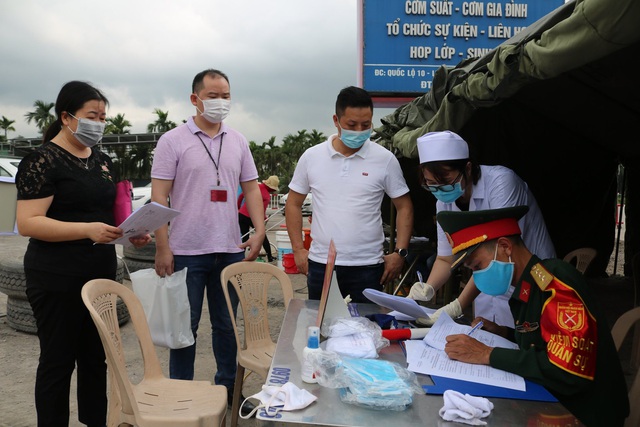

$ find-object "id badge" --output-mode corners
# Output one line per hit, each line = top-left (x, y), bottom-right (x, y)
(210, 185), (228, 202)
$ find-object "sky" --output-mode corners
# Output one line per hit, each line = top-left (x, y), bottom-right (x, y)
(0, 0), (399, 144)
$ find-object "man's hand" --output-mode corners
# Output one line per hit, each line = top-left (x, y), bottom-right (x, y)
(293, 248), (309, 275)
(444, 334), (492, 365)
(408, 281), (435, 301)
(416, 298), (462, 326)
(129, 233), (152, 248)
(154, 246), (174, 277)
(380, 252), (405, 284)
(240, 232), (264, 261)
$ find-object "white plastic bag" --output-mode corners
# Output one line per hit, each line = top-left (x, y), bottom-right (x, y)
(130, 267), (195, 349)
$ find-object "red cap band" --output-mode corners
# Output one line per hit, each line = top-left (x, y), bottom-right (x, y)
(450, 218), (522, 254)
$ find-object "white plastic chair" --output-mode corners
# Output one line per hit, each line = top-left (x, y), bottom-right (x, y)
(562, 247), (597, 274)
(81, 279), (227, 427)
(220, 262), (294, 427)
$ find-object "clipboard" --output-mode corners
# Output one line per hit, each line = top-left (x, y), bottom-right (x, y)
(424, 376), (558, 402)
(315, 239), (351, 332)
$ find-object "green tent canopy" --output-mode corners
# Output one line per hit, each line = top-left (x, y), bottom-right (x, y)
(374, 0), (640, 276)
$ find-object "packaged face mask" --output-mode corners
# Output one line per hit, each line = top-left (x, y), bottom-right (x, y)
(239, 381), (317, 419)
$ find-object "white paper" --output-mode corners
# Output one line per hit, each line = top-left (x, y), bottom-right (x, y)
(362, 288), (436, 320)
(404, 312), (524, 391)
(423, 312), (520, 351)
(404, 339), (526, 391)
(109, 202), (180, 247)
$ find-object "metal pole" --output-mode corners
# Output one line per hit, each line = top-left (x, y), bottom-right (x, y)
(613, 165), (626, 276)
(241, 205), (286, 240)
(392, 255), (421, 296)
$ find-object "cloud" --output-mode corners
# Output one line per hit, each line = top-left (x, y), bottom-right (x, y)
(0, 0), (403, 145)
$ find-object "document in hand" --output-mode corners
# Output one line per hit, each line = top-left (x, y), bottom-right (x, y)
(109, 202), (180, 247)
(362, 288), (436, 321)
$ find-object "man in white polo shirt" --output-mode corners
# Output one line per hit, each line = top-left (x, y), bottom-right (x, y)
(285, 86), (414, 303)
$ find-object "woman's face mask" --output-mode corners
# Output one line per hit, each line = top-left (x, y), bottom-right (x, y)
(67, 113), (105, 147)
(422, 170), (464, 203)
(432, 182), (464, 203)
(240, 382), (318, 419)
(472, 244), (515, 296)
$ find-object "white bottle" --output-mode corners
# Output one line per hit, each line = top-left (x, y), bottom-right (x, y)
(301, 326), (321, 383)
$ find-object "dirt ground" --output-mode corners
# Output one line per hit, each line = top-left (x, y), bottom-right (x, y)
(0, 213), (309, 427)
(0, 213), (634, 427)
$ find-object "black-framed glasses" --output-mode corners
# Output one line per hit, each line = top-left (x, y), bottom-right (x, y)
(421, 171), (463, 192)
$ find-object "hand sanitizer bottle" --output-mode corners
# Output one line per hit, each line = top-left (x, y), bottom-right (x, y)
(301, 326), (320, 383)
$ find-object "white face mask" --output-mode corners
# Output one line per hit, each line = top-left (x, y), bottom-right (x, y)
(239, 382), (317, 419)
(67, 113), (105, 147)
(197, 97), (230, 123)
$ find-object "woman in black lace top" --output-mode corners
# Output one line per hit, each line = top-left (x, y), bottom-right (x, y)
(15, 81), (150, 427)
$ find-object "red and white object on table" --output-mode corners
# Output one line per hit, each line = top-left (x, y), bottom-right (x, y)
(382, 328), (430, 341)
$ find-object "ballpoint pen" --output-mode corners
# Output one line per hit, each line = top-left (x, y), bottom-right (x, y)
(417, 270), (423, 285)
(467, 320), (484, 336)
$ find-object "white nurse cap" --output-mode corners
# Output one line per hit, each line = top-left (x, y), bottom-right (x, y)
(417, 130), (469, 164)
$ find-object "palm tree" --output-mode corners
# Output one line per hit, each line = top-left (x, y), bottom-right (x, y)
(147, 109), (177, 133)
(24, 100), (55, 135)
(105, 113), (132, 134)
(0, 116), (16, 140)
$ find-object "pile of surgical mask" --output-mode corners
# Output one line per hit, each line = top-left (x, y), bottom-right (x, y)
(308, 351), (423, 411)
(322, 316), (389, 359)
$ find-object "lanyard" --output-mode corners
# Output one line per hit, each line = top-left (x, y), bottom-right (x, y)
(197, 132), (224, 186)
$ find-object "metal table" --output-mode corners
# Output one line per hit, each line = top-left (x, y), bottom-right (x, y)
(256, 299), (582, 427)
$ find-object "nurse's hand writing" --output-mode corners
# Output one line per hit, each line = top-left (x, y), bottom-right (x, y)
(408, 281), (435, 301)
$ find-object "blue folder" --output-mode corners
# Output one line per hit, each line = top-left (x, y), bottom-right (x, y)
(423, 376), (558, 402)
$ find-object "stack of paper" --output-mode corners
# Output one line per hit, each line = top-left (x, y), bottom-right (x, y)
(362, 288), (436, 321)
(109, 202), (180, 247)
(405, 312), (525, 391)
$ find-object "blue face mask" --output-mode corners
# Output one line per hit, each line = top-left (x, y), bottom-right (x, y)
(339, 125), (372, 149)
(432, 182), (464, 203)
(472, 245), (514, 296)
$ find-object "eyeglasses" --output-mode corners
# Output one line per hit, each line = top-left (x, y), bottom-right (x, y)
(421, 171), (463, 192)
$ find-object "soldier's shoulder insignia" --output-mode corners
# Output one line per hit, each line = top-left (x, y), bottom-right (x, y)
(531, 263), (553, 290)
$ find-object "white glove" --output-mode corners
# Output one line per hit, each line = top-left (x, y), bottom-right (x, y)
(416, 298), (462, 326)
(439, 390), (493, 425)
(408, 281), (435, 302)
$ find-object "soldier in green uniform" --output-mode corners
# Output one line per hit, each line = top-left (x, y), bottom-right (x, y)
(438, 206), (629, 427)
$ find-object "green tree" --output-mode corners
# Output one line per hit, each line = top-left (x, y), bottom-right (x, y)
(24, 100), (55, 135)
(147, 109), (177, 133)
(105, 113), (132, 134)
(0, 116), (16, 140)
(248, 129), (325, 191)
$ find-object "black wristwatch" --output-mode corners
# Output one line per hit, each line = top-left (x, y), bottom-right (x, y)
(394, 248), (409, 258)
